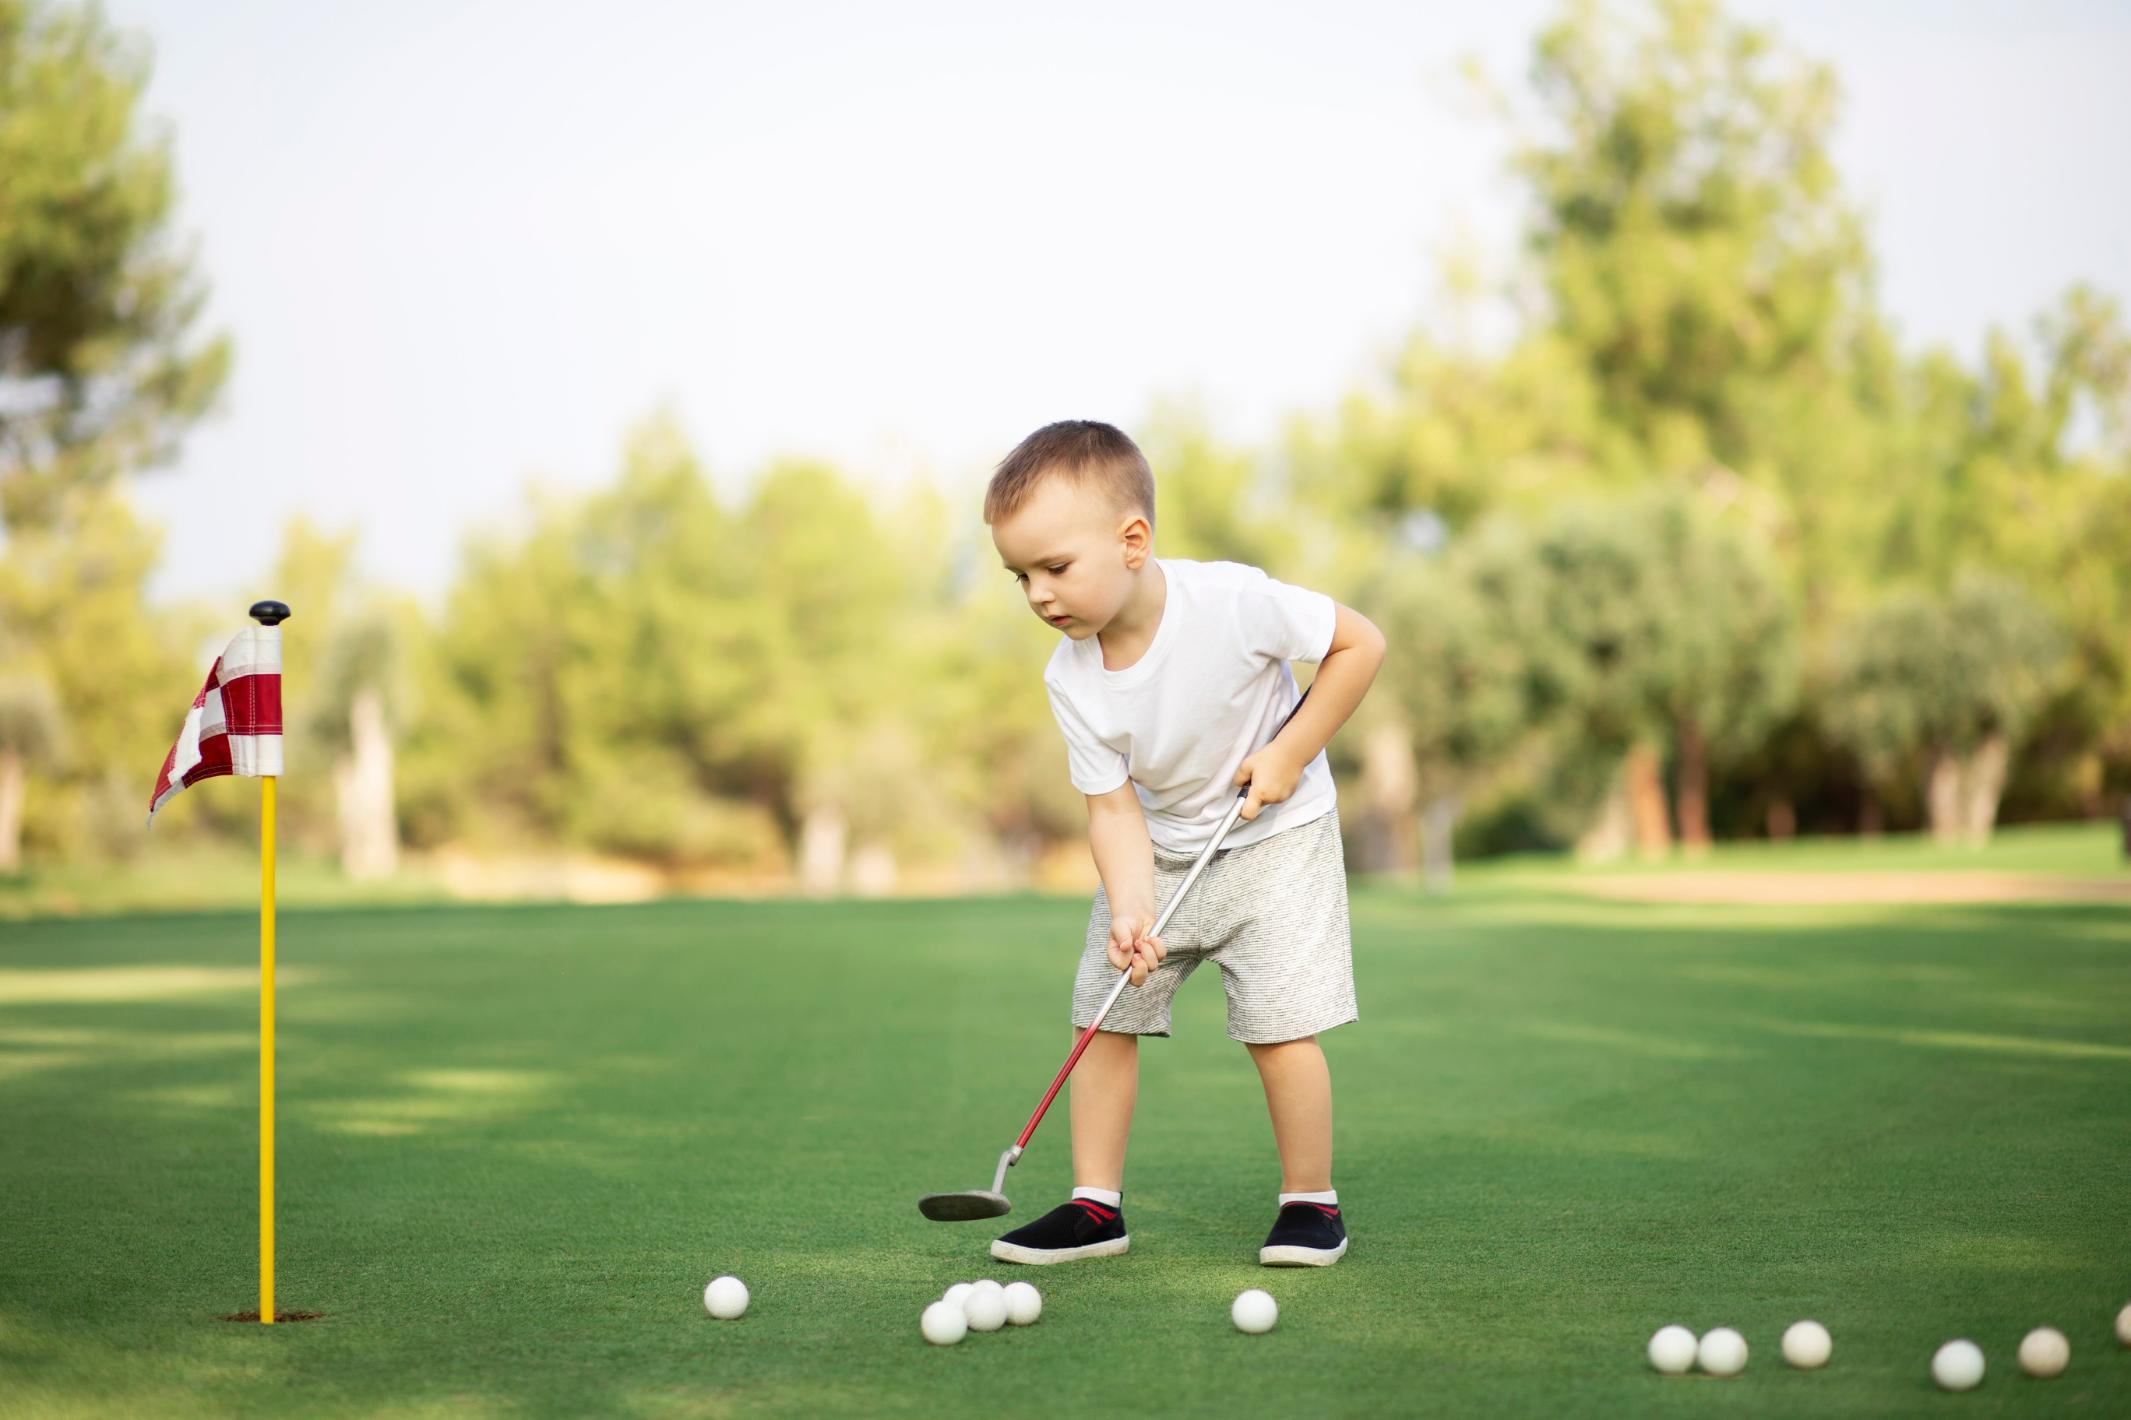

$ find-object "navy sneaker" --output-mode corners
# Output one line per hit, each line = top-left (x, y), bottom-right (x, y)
(991, 1197), (1130, 1265)
(1259, 1201), (1347, 1266)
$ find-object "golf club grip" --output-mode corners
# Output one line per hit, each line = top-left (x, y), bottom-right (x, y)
(1010, 687), (1313, 1152)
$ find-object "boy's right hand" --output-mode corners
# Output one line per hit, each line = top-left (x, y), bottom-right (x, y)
(1107, 911), (1167, 986)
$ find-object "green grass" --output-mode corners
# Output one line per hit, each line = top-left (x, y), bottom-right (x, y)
(1477, 818), (2128, 879)
(0, 844), (454, 921)
(3, 878), (2129, 1417)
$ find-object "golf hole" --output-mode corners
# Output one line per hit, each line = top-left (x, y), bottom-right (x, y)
(218, 1310), (324, 1323)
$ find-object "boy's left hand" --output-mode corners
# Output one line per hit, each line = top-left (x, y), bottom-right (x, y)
(1233, 745), (1303, 821)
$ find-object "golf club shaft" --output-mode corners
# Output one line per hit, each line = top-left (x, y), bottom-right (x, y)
(1008, 688), (1313, 1154)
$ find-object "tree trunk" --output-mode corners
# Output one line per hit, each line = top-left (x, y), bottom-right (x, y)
(1626, 743), (1672, 859)
(1926, 751), (1962, 844)
(0, 748), (22, 873)
(797, 800), (846, 896)
(849, 840), (897, 897)
(1355, 720), (1420, 875)
(1859, 792), (1883, 837)
(1958, 732), (2009, 845)
(1674, 715), (1711, 857)
(1765, 798), (1796, 840)
(334, 686), (399, 880)
(1420, 791), (1459, 894)
(1577, 772), (1633, 864)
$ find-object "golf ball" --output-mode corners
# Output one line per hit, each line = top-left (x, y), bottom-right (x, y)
(921, 1300), (968, 1346)
(1932, 1339), (1985, 1392)
(2018, 1326), (2068, 1378)
(1003, 1281), (1042, 1326)
(703, 1275), (749, 1319)
(1647, 1325), (1697, 1375)
(1782, 1320), (1832, 1370)
(942, 1282), (973, 1308)
(1231, 1288), (1278, 1335)
(962, 1288), (1008, 1333)
(2117, 1302), (2131, 1347)
(1697, 1327), (1748, 1377)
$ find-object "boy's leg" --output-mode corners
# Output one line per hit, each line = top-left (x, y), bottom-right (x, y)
(1244, 1034), (1332, 1192)
(992, 1028), (1138, 1264)
(1068, 1028), (1139, 1192)
(1248, 1032), (1347, 1265)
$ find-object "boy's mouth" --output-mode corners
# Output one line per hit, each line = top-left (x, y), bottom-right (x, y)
(1047, 613), (1071, 626)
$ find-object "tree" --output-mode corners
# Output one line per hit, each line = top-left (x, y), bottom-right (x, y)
(1427, 489), (1798, 861)
(0, 0), (229, 531)
(1517, 0), (1872, 471)
(401, 416), (782, 871)
(0, 490), (198, 860)
(0, 670), (58, 870)
(1823, 574), (2063, 842)
(1627, 488), (1798, 851)
(265, 521), (414, 880)
(1367, 525), (1557, 886)
(1872, 285), (2131, 815)
(1136, 398), (1302, 570)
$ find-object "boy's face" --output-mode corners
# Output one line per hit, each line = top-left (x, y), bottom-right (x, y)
(991, 473), (1150, 639)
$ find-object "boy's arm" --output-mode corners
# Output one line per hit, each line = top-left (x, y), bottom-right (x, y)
(1085, 781), (1166, 984)
(1234, 601), (1388, 821)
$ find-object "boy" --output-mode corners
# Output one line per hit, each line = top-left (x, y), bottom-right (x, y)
(982, 419), (1387, 1267)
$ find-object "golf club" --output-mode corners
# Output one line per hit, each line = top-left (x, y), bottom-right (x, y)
(919, 688), (1314, 1222)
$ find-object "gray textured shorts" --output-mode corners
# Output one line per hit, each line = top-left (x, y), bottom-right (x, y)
(1071, 805), (1357, 1045)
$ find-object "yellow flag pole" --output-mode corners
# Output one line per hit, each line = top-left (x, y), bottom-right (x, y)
(248, 596), (289, 1328)
(260, 771), (276, 1324)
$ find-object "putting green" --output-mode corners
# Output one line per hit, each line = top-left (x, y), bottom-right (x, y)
(3, 879), (2128, 1416)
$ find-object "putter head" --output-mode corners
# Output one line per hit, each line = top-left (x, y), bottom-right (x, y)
(918, 1188), (1011, 1222)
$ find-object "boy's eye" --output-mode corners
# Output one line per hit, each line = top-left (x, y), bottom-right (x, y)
(1047, 564), (1068, 575)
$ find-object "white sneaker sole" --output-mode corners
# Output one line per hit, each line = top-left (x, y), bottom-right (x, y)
(990, 1234), (1130, 1265)
(1259, 1238), (1348, 1267)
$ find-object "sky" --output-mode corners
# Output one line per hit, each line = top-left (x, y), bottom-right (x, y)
(97, 0), (2131, 605)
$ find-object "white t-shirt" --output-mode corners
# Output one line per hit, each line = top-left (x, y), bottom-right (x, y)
(1044, 556), (1340, 857)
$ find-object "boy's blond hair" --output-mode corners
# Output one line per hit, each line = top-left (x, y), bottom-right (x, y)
(984, 420), (1156, 532)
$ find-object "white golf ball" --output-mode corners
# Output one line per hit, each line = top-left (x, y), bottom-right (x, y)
(921, 1300), (968, 1346)
(1647, 1325), (1697, 1375)
(1003, 1281), (1043, 1326)
(702, 1275), (749, 1319)
(941, 1282), (973, 1308)
(1697, 1327), (1748, 1377)
(2117, 1302), (2131, 1347)
(2018, 1326), (2068, 1378)
(1782, 1319), (1832, 1369)
(962, 1288), (1008, 1333)
(1932, 1339), (1985, 1392)
(1231, 1288), (1278, 1335)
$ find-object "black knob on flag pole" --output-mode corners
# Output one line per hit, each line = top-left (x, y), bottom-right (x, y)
(250, 600), (291, 626)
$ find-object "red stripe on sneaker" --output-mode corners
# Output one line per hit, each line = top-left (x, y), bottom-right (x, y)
(1306, 1204), (1341, 1218)
(1072, 1201), (1117, 1222)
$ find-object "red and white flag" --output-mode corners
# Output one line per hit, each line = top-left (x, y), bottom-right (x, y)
(148, 624), (285, 824)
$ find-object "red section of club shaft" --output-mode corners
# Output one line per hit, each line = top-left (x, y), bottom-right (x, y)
(1014, 1018), (1104, 1150)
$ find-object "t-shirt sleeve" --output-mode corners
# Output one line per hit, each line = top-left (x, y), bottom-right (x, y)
(1046, 678), (1130, 795)
(1236, 567), (1338, 664)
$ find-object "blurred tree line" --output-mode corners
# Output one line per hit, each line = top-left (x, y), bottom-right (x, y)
(2, 0), (2124, 891)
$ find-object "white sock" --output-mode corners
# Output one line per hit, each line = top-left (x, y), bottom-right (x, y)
(1071, 1186), (1122, 1207)
(1279, 1189), (1337, 1206)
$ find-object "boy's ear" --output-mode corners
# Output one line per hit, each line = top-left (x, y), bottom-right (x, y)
(1117, 510), (1153, 567)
